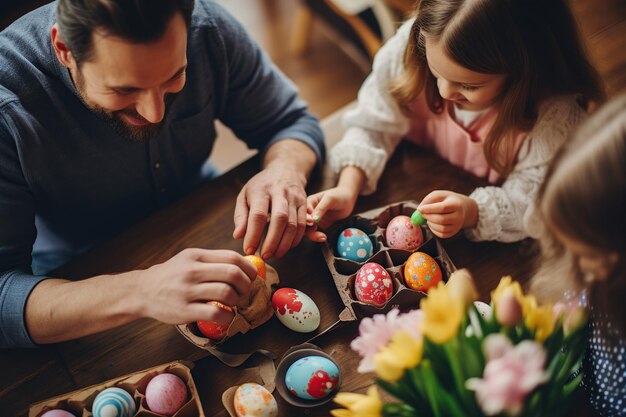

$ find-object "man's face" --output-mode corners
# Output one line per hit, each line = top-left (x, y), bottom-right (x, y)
(70, 12), (188, 140)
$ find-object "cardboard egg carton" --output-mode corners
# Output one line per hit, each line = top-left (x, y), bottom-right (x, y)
(321, 201), (456, 320)
(29, 361), (204, 417)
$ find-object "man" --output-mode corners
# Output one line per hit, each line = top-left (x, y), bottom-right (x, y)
(0, 0), (324, 348)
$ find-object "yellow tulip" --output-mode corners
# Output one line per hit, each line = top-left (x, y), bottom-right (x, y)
(491, 276), (525, 307)
(373, 331), (423, 382)
(332, 386), (383, 417)
(524, 295), (555, 341)
(446, 268), (479, 308)
(421, 282), (463, 344)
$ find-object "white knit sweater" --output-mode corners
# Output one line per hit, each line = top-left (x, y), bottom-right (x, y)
(330, 20), (587, 242)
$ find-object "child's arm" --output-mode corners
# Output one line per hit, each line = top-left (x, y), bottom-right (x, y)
(417, 96), (585, 241)
(328, 20), (414, 196)
(467, 96), (585, 242)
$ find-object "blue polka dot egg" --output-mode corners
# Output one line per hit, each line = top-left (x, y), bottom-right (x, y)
(92, 387), (136, 417)
(336, 228), (373, 262)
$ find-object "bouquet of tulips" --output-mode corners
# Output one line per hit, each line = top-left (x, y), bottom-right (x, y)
(332, 270), (588, 417)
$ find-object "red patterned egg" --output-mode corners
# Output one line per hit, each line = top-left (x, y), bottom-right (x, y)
(196, 301), (235, 340)
(403, 252), (442, 292)
(272, 288), (320, 333)
(385, 215), (424, 250)
(354, 262), (393, 307)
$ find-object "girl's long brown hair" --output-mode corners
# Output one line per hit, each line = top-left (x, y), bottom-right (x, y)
(531, 93), (626, 339)
(390, 0), (604, 178)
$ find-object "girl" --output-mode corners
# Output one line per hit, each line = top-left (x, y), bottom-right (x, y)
(307, 0), (603, 242)
(530, 94), (626, 417)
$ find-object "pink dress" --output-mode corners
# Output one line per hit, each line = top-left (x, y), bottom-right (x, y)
(405, 95), (526, 184)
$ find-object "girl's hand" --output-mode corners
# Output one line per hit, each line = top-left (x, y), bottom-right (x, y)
(305, 186), (359, 242)
(418, 190), (478, 238)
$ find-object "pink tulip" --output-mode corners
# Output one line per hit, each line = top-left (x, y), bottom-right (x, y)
(351, 309), (423, 373)
(495, 289), (523, 326)
(466, 334), (548, 416)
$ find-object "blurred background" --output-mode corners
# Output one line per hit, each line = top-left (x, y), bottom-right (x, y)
(2, 0), (625, 173)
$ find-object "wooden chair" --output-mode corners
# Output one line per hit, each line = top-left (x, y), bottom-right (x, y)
(290, 0), (415, 61)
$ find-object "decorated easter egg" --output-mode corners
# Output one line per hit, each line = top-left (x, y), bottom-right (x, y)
(285, 356), (340, 400)
(474, 301), (493, 320)
(272, 288), (320, 333)
(92, 387), (136, 417)
(403, 252), (442, 292)
(40, 411), (76, 417)
(244, 255), (266, 280)
(336, 228), (373, 262)
(233, 383), (278, 417)
(385, 215), (424, 250)
(145, 373), (188, 416)
(196, 301), (235, 340)
(354, 262), (393, 307)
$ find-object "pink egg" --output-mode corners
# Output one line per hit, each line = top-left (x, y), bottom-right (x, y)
(40, 411), (76, 417)
(354, 262), (393, 307)
(385, 215), (423, 250)
(145, 373), (188, 416)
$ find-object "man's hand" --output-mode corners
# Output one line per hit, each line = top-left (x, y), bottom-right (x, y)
(233, 139), (317, 259)
(25, 248), (257, 344)
(137, 249), (257, 325)
(418, 190), (478, 238)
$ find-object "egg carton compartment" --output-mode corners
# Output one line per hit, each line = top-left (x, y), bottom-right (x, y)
(326, 215), (379, 261)
(321, 201), (456, 319)
(29, 361), (204, 417)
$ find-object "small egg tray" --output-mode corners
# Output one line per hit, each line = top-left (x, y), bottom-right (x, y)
(274, 343), (342, 408)
(321, 200), (456, 319)
(29, 361), (204, 417)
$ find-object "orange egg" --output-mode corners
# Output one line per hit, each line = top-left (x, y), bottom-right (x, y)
(244, 255), (266, 280)
(196, 301), (234, 340)
(403, 252), (442, 292)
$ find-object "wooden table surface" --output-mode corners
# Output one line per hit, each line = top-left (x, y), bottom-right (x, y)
(0, 109), (595, 417)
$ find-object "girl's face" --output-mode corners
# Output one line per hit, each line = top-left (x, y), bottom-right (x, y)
(425, 37), (507, 111)
(553, 227), (620, 283)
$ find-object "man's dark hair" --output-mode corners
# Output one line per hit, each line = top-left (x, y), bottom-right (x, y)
(56, 0), (195, 65)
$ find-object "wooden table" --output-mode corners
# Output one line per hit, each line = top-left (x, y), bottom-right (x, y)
(0, 108), (593, 417)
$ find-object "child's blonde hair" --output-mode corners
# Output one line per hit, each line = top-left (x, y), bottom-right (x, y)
(390, 0), (603, 178)
(531, 93), (626, 334)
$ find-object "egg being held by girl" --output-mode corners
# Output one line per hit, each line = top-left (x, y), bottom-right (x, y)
(145, 373), (188, 416)
(196, 301), (235, 340)
(285, 356), (340, 400)
(92, 387), (136, 417)
(354, 262), (393, 307)
(385, 215), (424, 250)
(336, 228), (374, 262)
(233, 383), (278, 417)
(40, 411), (76, 417)
(271, 288), (320, 333)
(403, 252), (442, 292)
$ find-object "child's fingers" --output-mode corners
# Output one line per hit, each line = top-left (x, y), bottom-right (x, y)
(311, 193), (335, 223)
(418, 201), (456, 215)
(427, 222), (456, 238)
(305, 227), (327, 243)
(421, 213), (454, 226)
(419, 190), (450, 205)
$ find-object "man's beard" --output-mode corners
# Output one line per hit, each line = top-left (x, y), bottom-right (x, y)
(74, 69), (162, 141)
